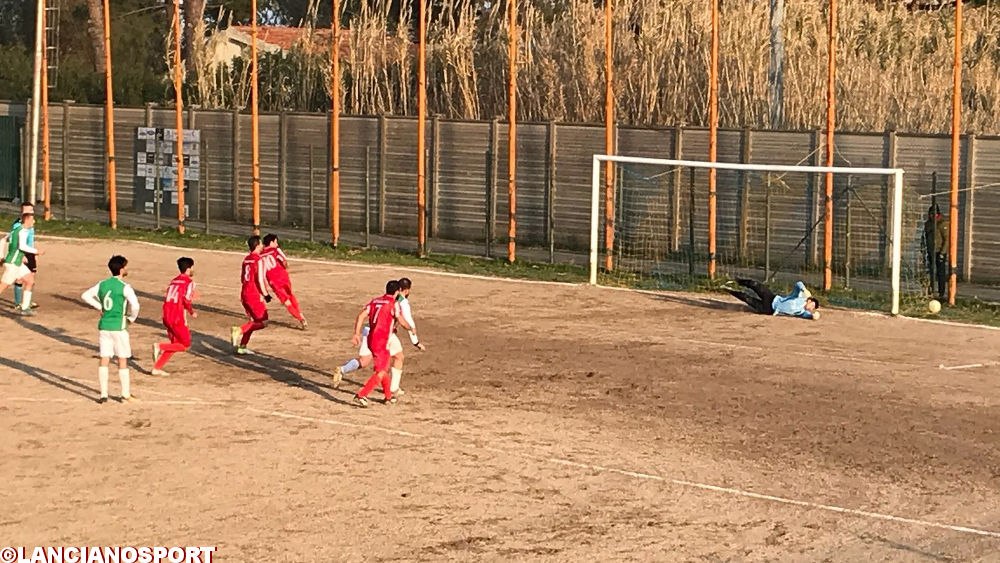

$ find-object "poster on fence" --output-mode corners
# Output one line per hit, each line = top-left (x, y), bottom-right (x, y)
(133, 127), (200, 220)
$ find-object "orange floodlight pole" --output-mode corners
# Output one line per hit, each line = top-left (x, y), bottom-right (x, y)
(250, 0), (261, 235)
(603, 0), (614, 272)
(101, 0), (117, 229)
(507, 0), (517, 263)
(823, 0), (837, 291)
(417, 0), (427, 257)
(41, 0), (50, 220)
(173, 0), (185, 234)
(707, 0), (719, 279)
(948, 0), (962, 305)
(330, 0), (341, 247)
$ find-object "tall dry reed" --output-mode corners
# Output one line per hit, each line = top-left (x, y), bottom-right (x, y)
(191, 0), (1000, 133)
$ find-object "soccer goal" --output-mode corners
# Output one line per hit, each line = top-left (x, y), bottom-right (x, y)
(589, 155), (927, 316)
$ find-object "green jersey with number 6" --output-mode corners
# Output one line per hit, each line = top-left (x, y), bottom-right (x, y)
(97, 277), (130, 331)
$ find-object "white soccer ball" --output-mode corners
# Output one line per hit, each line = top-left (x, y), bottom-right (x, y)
(928, 299), (942, 314)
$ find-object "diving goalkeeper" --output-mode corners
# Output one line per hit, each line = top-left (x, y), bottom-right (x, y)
(726, 279), (820, 320)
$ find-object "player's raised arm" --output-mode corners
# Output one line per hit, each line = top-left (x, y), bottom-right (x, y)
(124, 284), (140, 323)
(81, 283), (103, 311)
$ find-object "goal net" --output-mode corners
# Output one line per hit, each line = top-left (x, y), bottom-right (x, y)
(589, 155), (928, 315)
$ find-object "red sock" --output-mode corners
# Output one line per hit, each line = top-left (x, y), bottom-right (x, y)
(358, 373), (382, 398)
(285, 295), (304, 322)
(380, 372), (392, 401)
(240, 321), (254, 333)
(240, 321), (265, 346)
(154, 342), (188, 370)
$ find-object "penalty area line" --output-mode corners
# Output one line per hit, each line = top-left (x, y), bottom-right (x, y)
(245, 406), (1000, 540)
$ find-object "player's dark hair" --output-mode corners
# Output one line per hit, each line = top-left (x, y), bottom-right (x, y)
(108, 255), (128, 276)
(807, 297), (820, 309)
(21, 202), (33, 209)
(398, 277), (412, 290)
(247, 235), (261, 251)
(177, 257), (195, 273)
(263, 233), (278, 246)
(385, 280), (401, 295)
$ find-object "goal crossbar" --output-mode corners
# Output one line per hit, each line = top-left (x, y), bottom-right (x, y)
(590, 155), (906, 315)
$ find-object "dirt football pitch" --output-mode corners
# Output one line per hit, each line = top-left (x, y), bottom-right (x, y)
(2, 238), (999, 561)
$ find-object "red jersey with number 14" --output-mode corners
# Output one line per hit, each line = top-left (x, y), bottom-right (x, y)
(365, 294), (398, 348)
(162, 273), (195, 326)
(260, 246), (291, 287)
(241, 252), (267, 300)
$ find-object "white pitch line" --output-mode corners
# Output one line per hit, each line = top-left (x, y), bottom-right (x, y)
(245, 407), (1000, 540)
(938, 362), (998, 371)
(5, 396), (227, 406)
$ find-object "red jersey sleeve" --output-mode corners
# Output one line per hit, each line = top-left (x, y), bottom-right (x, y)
(183, 279), (195, 314)
(255, 256), (269, 296)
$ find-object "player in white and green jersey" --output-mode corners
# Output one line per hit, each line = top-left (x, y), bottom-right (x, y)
(0, 212), (42, 315)
(82, 255), (141, 404)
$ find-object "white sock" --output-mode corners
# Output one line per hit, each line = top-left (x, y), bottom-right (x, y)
(119, 368), (131, 399)
(390, 367), (403, 393)
(98, 366), (109, 398)
(342, 359), (360, 374)
(21, 290), (32, 310)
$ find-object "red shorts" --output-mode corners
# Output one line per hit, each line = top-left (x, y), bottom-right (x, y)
(242, 296), (268, 322)
(270, 282), (294, 303)
(163, 319), (192, 348)
(369, 338), (391, 372)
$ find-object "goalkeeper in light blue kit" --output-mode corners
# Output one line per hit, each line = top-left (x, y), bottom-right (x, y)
(82, 255), (141, 404)
(726, 279), (820, 320)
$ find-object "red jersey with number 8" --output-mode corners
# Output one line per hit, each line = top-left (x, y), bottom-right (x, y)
(241, 253), (265, 300)
(162, 273), (195, 326)
(365, 294), (397, 349)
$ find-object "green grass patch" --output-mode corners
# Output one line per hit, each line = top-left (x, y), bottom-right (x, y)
(9, 214), (1000, 327)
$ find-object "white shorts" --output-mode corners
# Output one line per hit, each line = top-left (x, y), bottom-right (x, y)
(1, 262), (30, 285)
(359, 330), (402, 357)
(99, 330), (132, 359)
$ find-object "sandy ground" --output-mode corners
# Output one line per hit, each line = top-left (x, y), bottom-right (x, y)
(1, 238), (999, 562)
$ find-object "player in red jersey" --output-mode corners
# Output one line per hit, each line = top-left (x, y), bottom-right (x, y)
(350, 279), (414, 407)
(151, 257), (198, 376)
(260, 234), (307, 329)
(230, 235), (272, 355)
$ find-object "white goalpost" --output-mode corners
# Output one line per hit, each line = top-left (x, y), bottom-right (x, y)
(590, 155), (909, 315)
